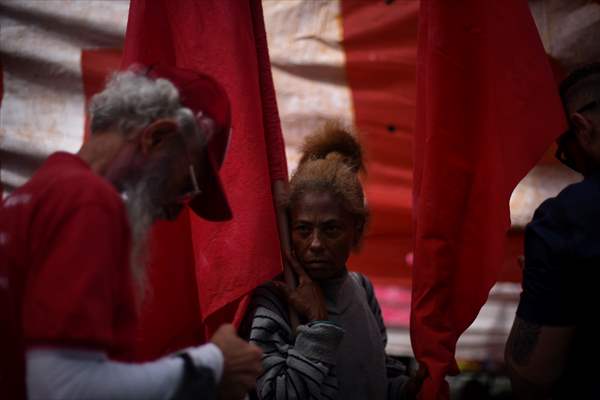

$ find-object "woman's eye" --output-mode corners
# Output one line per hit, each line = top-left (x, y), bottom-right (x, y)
(324, 226), (341, 234)
(295, 225), (311, 235)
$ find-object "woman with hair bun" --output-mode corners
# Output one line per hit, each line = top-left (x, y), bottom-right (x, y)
(243, 123), (423, 400)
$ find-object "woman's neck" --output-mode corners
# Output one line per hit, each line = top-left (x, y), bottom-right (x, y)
(317, 268), (349, 298)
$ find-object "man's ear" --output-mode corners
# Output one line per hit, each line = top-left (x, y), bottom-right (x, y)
(140, 119), (179, 154)
(571, 113), (594, 150)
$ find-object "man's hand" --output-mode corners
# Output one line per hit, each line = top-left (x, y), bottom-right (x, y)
(273, 260), (328, 321)
(210, 324), (263, 400)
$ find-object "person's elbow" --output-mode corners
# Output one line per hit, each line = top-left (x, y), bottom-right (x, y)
(505, 350), (555, 400)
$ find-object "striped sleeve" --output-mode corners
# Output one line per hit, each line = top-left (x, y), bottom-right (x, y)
(248, 284), (344, 400)
(350, 272), (408, 399)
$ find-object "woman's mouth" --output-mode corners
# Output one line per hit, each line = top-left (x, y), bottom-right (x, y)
(304, 261), (330, 269)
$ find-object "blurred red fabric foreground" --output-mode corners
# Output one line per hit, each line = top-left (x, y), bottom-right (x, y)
(411, 1), (566, 398)
(121, 0), (286, 359)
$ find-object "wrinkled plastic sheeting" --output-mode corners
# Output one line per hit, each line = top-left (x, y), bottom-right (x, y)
(0, 1), (129, 196)
(531, 0), (600, 72)
(262, 0), (353, 175)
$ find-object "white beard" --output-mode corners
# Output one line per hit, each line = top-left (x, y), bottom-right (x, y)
(121, 159), (171, 300)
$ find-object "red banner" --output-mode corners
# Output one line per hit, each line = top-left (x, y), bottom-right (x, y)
(411, 1), (566, 398)
(121, 0), (286, 358)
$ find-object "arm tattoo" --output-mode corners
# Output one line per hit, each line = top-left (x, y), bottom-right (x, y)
(507, 318), (541, 366)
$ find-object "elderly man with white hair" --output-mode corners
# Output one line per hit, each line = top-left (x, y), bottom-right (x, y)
(0, 65), (262, 400)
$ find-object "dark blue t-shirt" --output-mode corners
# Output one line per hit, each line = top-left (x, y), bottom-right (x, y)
(517, 172), (600, 399)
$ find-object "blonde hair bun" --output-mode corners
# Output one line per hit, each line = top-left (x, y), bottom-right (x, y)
(298, 121), (364, 173)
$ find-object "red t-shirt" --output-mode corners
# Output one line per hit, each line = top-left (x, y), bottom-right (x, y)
(0, 152), (137, 399)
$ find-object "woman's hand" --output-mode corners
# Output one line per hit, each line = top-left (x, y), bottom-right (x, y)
(399, 365), (428, 400)
(273, 262), (328, 322)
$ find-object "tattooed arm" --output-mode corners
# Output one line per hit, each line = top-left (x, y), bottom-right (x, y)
(505, 317), (575, 400)
(505, 198), (581, 399)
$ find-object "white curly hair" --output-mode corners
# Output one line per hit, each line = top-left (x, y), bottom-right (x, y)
(89, 70), (200, 143)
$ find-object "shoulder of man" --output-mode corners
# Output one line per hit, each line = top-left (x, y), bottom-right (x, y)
(528, 175), (600, 246)
(26, 152), (125, 217)
(1, 153), (129, 256)
(552, 175), (600, 219)
(2, 153), (125, 227)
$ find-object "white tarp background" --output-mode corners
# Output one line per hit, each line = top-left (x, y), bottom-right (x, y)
(0, 0), (128, 193)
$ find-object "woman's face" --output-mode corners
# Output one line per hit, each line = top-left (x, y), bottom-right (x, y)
(290, 190), (357, 281)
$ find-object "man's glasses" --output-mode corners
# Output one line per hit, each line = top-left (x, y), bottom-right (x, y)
(555, 99), (598, 169)
(176, 164), (202, 204)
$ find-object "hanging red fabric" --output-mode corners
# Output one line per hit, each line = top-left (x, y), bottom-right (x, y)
(411, 1), (566, 398)
(121, 0), (286, 360)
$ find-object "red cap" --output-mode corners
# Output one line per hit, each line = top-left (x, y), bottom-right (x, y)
(147, 64), (232, 221)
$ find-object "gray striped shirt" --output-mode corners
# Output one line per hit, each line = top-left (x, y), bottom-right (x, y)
(244, 271), (408, 400)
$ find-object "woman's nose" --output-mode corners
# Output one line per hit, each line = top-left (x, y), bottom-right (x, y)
(308, 231), (323, 252)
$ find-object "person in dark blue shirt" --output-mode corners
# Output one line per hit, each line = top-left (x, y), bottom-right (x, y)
(505, 63), (600, 400)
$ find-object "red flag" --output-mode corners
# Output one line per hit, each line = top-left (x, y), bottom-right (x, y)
(121, 0), (286, 359)
(411, 1), (566, 398)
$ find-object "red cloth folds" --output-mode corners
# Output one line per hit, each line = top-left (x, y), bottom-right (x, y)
(340, 0), (418, 283)
(411, 1), (566, 398)
(121, 0), (286, 358)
